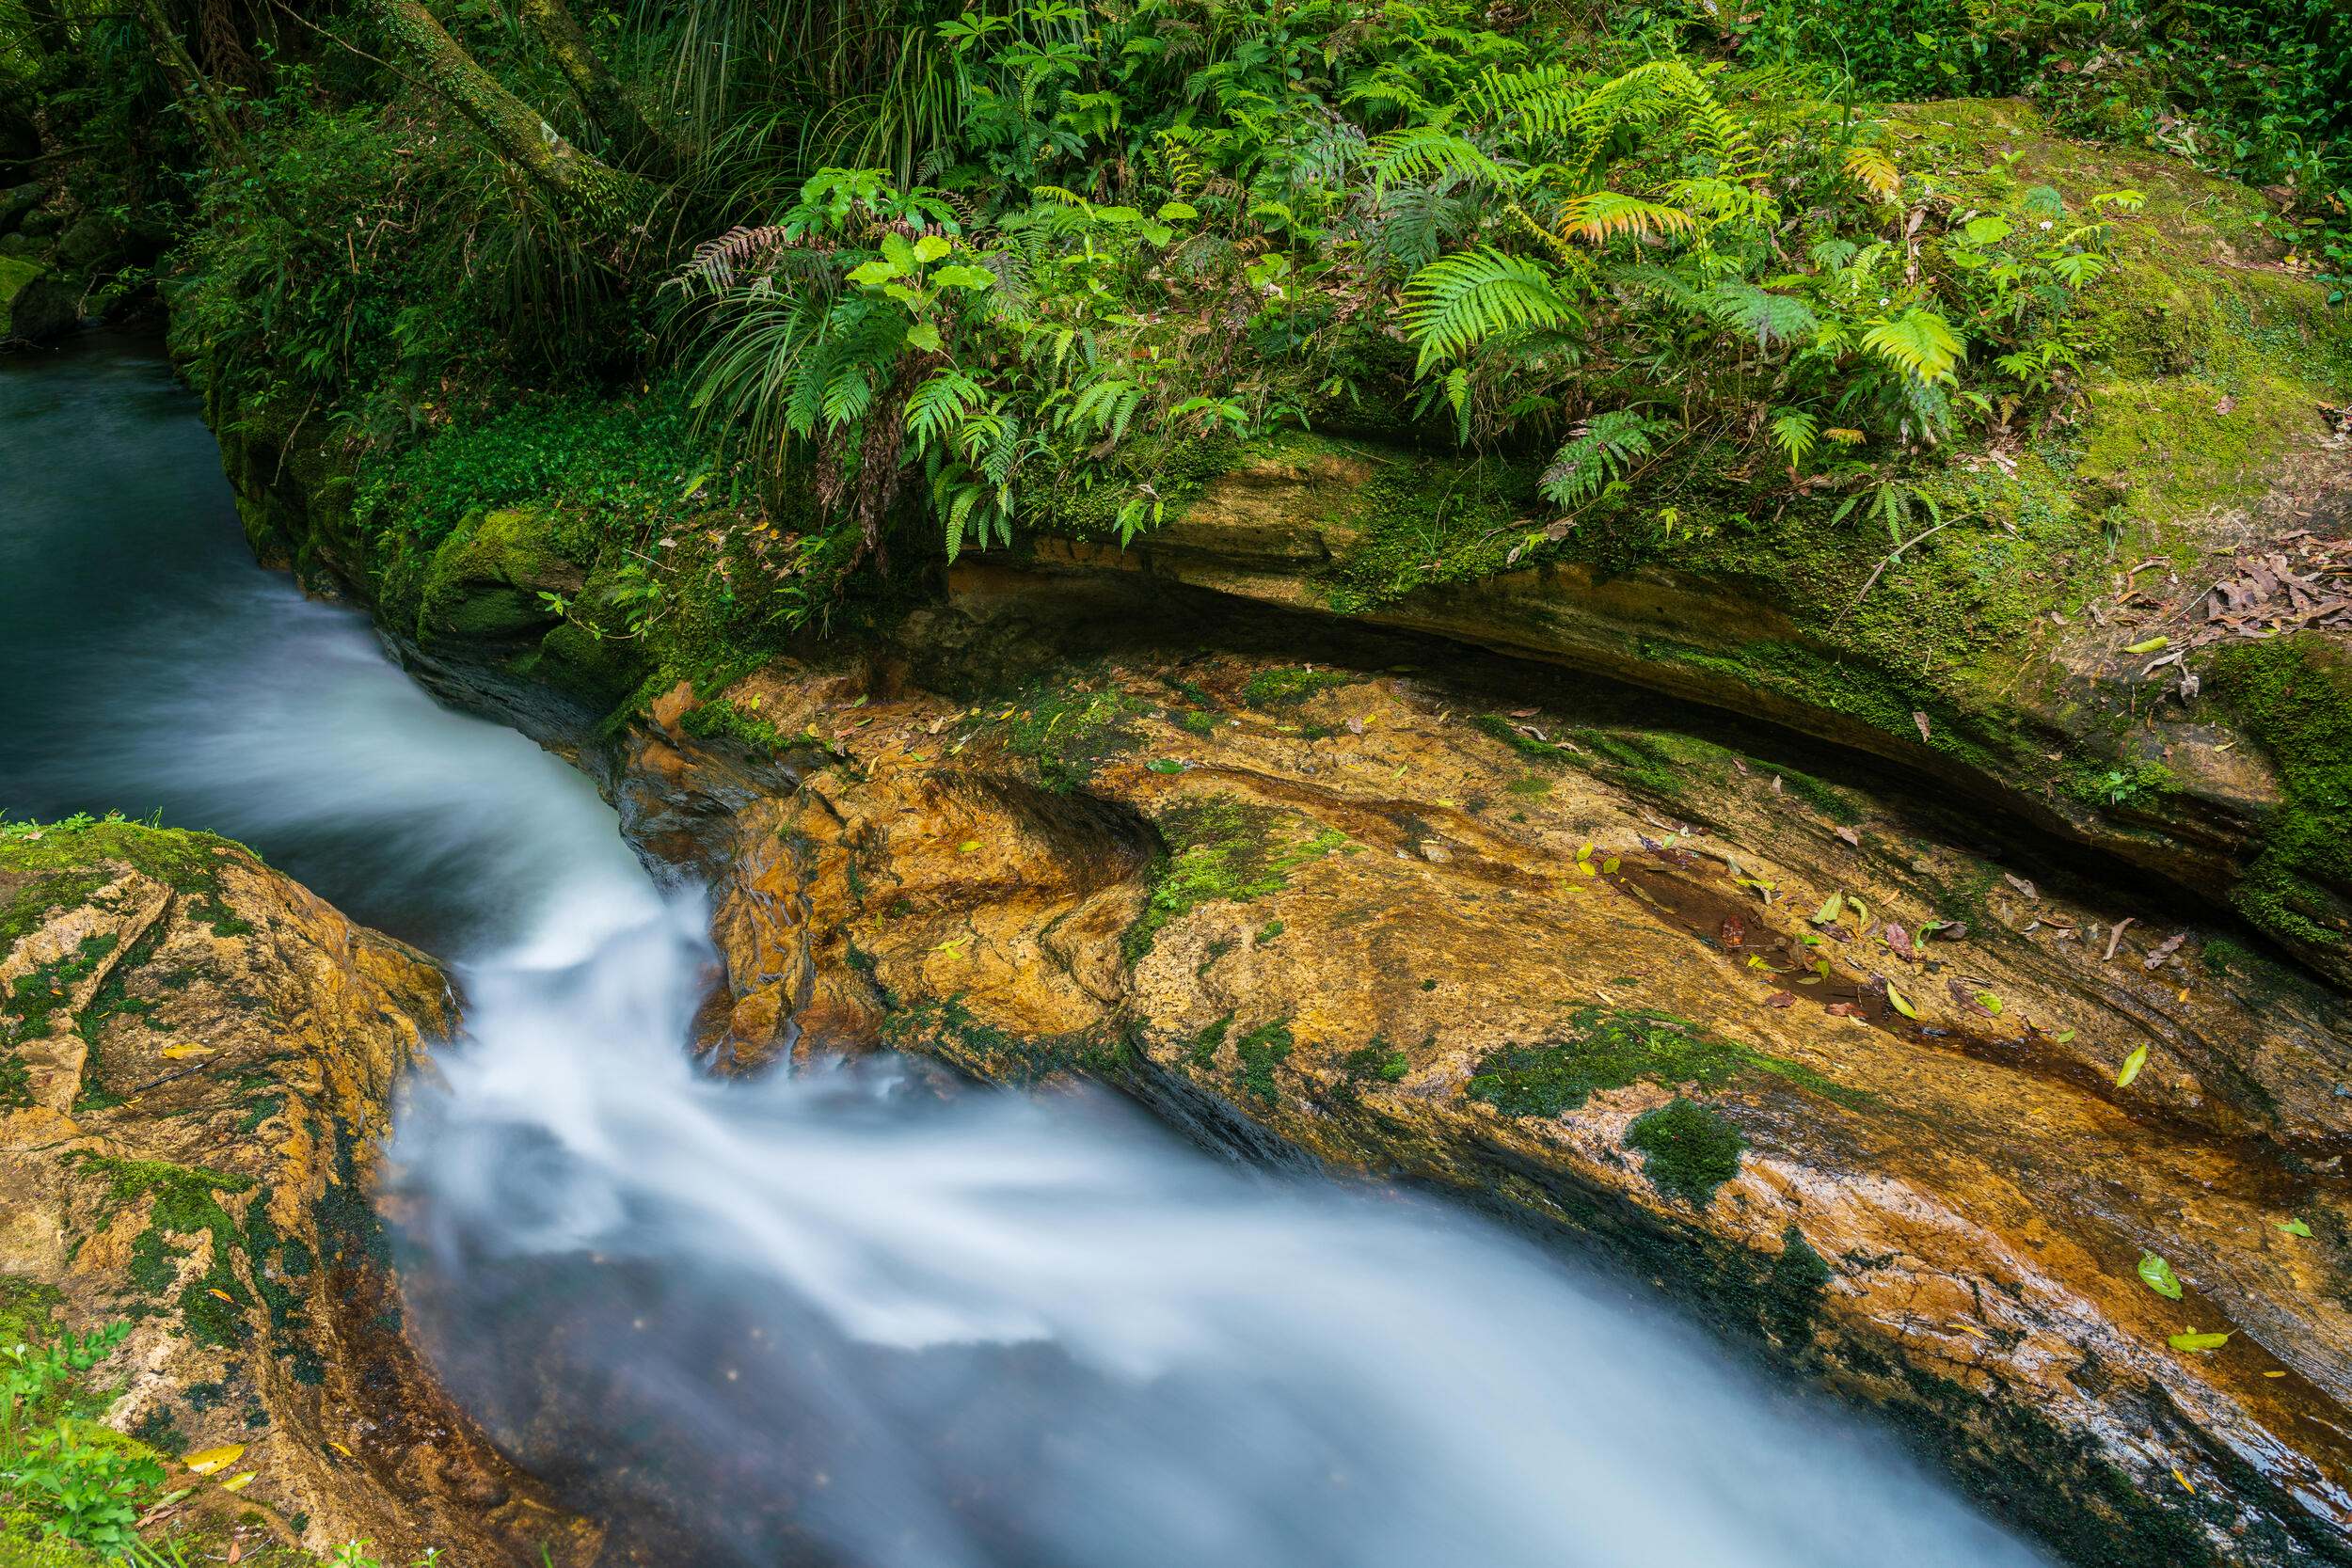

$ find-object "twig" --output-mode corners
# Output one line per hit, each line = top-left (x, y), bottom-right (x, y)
(1839, 517), (1956, 624)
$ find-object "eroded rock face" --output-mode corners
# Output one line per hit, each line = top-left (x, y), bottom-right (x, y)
(0, 820), (595, 1566)
(628, 616), (2352, 1568)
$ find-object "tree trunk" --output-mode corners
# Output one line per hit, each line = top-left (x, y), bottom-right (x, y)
(518, 0), (682, 174)
(367, 0), (654, 245)
(130, 0), (258, 174)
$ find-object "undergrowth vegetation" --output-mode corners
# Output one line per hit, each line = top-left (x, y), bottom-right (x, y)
(10, 0), (2340, 640)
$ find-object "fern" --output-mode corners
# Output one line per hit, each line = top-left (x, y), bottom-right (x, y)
(1861, 308), (1965, 384)
(1697, 282), (1818, 347)
(1842, 144), (1900, 201)
(1400, 247), (1582, 374)
(1557, 190), (1700, 245)
(1368, 127), (1518, 194)
(1540, 411), (1671, 509)
(1769, 407), (1820, 473)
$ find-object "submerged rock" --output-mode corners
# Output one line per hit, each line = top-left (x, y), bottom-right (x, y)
(621, 617), (2352, 1568)
(0, 818), (595, 1566)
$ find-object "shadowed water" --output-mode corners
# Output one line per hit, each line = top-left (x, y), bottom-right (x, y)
(1, 336), (2056, 1568)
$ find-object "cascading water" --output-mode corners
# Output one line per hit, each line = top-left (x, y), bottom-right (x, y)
(2, 337), (2056, 1567)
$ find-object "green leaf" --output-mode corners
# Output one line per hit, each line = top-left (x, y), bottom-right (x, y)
(2278, 1218), (2312, 1238)
(2123, 636), (2169, 656)
(1811, 892), (1845, 926)
(2115, 1042), (2150, 1088)
(905, 322), (943, 353)
(1885, 980), (1918, 1020)
(2168, 1331), (2230, 1353)
(1975, 991), (2003, 1016)
(2053, 1028), (2075, 1043)
(846, 258), (898, 287)
(2137, 1251), (2183, 1300)
(931, 264), (997, 291)
(1157, 201), (1199, 221)
(1146, 758), (1185, 774)
(913, 233), (951, 263)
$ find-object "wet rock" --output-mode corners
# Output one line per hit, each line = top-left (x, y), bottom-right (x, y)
(1, 256), (75, 343)
(0, 819), (596, 1566)
(626, 634), (2352, 1568)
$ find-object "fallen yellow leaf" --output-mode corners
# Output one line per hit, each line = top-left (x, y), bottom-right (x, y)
(184, 1445), (244, 1476)
(219, 1472), (257, 1493)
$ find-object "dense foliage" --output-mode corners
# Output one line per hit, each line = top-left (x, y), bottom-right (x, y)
(2, 0), (2346, 622)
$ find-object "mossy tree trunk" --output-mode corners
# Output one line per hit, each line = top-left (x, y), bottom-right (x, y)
(365, 0), (655, 248)
(517, 0), (683, 175)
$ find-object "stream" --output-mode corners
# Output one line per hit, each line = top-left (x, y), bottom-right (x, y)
(1, 335), (2058, 1567)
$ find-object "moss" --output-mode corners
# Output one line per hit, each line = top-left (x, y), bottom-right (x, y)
(994, 681), (1147, 792)
(71, 1155), (256, 1350)
(1341, 1037), (1410, 1083)
(1238, 666), (1348, 707)
(1184, 1011), (1233, 1069)
(1122, 798), (1348, 960)
(1295, 439), (1539, 612)
(881, 995), (1134, 1084)
(1465, 1005), (1867, 1117)
(1233, 1018), (1295, 1105)
(1764, 1224), (1833, 1342)
(1623, 1097), (1745, 1209)
(1471, 714), (1578, 764)
(2207, 635), (2352, 961)
(678, 696), (799, 752)
(0, 1276), (62, 1353)
(1774, 767), (1863, 825)
(0, 816), (255, 942)
(411, 504), (581, 643)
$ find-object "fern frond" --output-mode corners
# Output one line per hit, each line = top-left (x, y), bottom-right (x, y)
(1369, 127), (1518, 194)
(1842, 144), (1900, 201)
(1541, 410), (1671, 509)
(1768, 407), (1820, 472)
(1697, 282), (1818, 347)
(1558, 190), (1699, 245)
(1400, 247), (1583, 375)
(1861, 307), (1965, 384)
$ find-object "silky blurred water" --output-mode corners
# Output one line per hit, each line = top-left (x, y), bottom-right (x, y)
(1, 336), (2055, 1568)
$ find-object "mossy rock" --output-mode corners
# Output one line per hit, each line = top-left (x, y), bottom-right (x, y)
(413, 505), (588, 645)
(0, 257), (74, 344)
(0, 182), (42, 235)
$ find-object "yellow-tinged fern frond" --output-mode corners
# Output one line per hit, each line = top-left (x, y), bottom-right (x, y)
(1558, 190), (1700, 245)
(1505, 201), (1598, 283)
(1843, 144), (1901, 201)
(1862, 307), (1965, 383)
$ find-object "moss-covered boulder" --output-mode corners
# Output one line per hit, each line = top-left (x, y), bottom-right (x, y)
(0, 818), (596, 1566)
(0, 183), (43, 236)
(1, 256), (74, 343)
(408, 504), (586, 646)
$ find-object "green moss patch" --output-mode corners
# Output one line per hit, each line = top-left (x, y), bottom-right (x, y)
(995, 683), (1149, 792)
(1233, 1018), (1295, 1105)
(1123, 798), (1348, 960)
(1465, 1005), (1865, 1117)
(1341, 1037), (1410, 1083)
(1238, 666), (1348, 707)
(2209, 633), (2352, 960)
(881, 995), (1133, 1084)
(1624, 1097), (1745, 1209)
